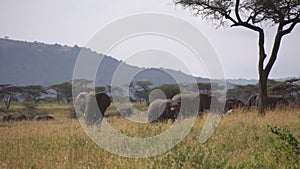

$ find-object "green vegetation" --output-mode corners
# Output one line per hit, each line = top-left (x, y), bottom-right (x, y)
(150, 84), (180, 99)
(0, 103), (299, 168)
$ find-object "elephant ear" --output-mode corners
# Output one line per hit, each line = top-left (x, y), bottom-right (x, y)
(95, 93), (111, 115)
(75, 92), (88, 113)
(84, 92), (103, 125)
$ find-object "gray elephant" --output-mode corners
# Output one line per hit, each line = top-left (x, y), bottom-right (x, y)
(265, 95), (288, 109)
(33, 115), (55, 121)
(171, 93), (219, 118)
(148, 99), (177, 122)
(247, 94), (288, 110)
(74, 91), (88, 114)
(224, 98), (245, 113)
(2, 114), (27, 122)
(75, 91), (111, 125)
(247, 94), (258, 109)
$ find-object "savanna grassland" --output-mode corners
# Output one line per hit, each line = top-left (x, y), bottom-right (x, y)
(0, 103), (299, 169)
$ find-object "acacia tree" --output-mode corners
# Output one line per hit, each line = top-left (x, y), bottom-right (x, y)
(0, 84), (22, 111)
(174, 0), (300, 115)
(227, 84), (258, 102)
(129, 81), (153, 103)
(49, 82), (72, 103)
(72, 79), (93, 96)
(21, 85), (48, 104)
(269, 78), (300, 104)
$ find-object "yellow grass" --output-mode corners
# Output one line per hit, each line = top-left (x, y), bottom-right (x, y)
(0, 104), (299, 168)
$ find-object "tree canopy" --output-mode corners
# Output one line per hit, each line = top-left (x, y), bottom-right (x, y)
(21, 85), (48, 104)
(175, 0), (300, 28)
(0, 84), (22, 111)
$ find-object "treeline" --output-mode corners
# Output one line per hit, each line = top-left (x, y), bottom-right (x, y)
(1, 78), (300, 112)
(0, 83), (70, 112)
(227, 78), (300, 105)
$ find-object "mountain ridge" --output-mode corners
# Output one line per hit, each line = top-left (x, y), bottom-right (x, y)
(2, 38), (293, 87)
(0, 38), (210, 87)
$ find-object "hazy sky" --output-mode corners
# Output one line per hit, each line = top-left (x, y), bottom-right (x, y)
(1, 0), (299, 79)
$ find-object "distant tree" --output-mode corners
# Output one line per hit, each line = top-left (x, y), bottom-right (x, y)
(181, 82), (225, 95)
(174, 0), (300, 115)
(49, 82), (72, 103)
(73, 79), (93, 88)
(0, 84), (22, 111)
(48, 85), (60, 104)
(110, 86), (126, 103)
(150, 84), (180, 100)
(129, 81), (153, 103)
(21, 85), (48, 104)
(227, 84), (258, 102)
(111, 86), (125, 96)
(72, 79), (93, 96)
(269, 78), (300, 105)
(95, 86), (107, 93)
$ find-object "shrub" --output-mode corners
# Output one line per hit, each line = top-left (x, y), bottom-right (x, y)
(267, 125), (300, 167)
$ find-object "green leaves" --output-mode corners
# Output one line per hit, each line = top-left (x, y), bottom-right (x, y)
(267, 125), (300, 153)
(267, 125), (300, 167)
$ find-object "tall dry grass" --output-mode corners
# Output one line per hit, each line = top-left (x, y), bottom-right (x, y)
(0, 104), (299, 168)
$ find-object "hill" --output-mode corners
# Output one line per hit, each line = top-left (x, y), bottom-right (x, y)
(0, 38), (210, 87)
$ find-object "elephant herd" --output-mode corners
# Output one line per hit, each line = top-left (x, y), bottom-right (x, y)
(224, 94), (288, 113)
(2, 114), (55, 122)
(148, 93), (288, 122)
(72, 91), (289, 125)
(3, 92), (287, 124)
(148, 93), (223, 122)
(246, 94), (288, 110)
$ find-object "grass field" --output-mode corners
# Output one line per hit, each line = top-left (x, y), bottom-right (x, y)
(0, 103), (299, 169)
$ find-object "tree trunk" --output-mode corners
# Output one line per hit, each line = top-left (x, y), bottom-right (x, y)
(257, 30), (268, 116)
(55, 90), (61, 104)
(4, 95), (11, 111)
(258, 71), (268, 116)
(257, 27), (284, 116)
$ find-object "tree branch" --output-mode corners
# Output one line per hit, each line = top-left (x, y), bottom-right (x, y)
(265, 17), (299, 75)
(235, 0), (242, 23)
(265, 32), (283, 76)
(281, 18), (300, 35)
(258, 30), (267, 73)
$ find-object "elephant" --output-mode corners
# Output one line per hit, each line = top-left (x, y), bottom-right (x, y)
(224, 98), (245, 113)
(171, 93), (220, 118)
(247, 94), (258, 109)
(247, 94), (288, 110)
(148, 99), (177, 123)
(264, 95), (288, 109)
(33, 115), (55, 121)
(2, 114), (27, 122)
(76, 91), (111, 125)
(74, 91), (89, 113)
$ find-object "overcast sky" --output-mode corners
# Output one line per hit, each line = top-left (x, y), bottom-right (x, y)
(1, 0), (299, 79)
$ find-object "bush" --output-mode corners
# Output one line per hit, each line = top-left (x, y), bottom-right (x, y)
(267, 125), (300, 167)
